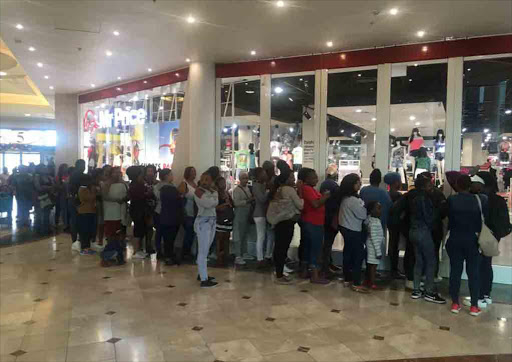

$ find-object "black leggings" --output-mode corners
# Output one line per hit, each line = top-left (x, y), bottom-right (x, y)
(274, 220), (296, 278)
(340, 226), (365, 286)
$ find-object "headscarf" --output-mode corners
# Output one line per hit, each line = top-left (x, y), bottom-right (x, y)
(445, 171), (461, 191)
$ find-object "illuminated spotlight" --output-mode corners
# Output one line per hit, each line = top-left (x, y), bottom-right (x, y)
(186, 58), (190, 62)
(49, 86), (54, 90)
(44, 75), (49, 79)
(289, 97), (293, 102)
(417, 30), (425, 38)
(24, 113), (31, 117)
(37, 62), (43, 67)
(389, 8), (398, 15)
(148, 68), (152, 72)
(232, 123), (238, 129)
(187, 16), (196, 23)
(0, 71), (6, 76)
(355, 109), (362, 113)
(340, 129), (344, 133)
(113, 30), (120, 36)
(106, 50), (113, 57)
(505, 109), (512, 115)
(422, 46), (428, 52)
(415, 122), (421, 126)
(391, 128), (395, 132)
(223, 128), (228, 133)
(462, 128), (467, 132)
(28, 46), (36, 52)
(274, 86), (283, 94)
(326, 41), (333, 47)
(372, 117), (377, 121)
(250, 50), (256, 56)
(16, 24), (24, 30)
(91, 84), (96, 88)
(409, 115), (416, 121)
(117, 76), (122, 80)
(484, 128), (489, 133)
(276, 0), (285, 7)
(289, 127), (294, 132)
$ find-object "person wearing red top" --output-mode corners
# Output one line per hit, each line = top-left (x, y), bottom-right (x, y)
(298, 168), (331, 284)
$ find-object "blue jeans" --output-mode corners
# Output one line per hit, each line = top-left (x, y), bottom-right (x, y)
(68, 199), (78, 242)
(340, 226), (365, 286)
(16, 197), (31, 226)
(410, 226), (436, 293)
(183, 216), (196, 255)
(195, 216), (216, 282)
(101, 239), (124, 263)
(35, 206), (51, 235)
(303, 222), (324, 268)
(446, 236), (480, 306)
(154, 213), (162, 255)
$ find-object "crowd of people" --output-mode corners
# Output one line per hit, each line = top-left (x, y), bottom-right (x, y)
(1, 158), (510, 317)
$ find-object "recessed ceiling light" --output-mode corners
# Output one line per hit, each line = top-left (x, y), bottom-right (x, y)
(414, 63), (418, 67)
(16, 24), (23, 30)
(372, 117), (377, 121)
(340, 129), (344, 133)
(28, 46), (35, 52)
(484, 128), (489, 133)
(106, 50), (113, 57)
(187, 16), (196, 24)
(389, 8), (398, 15)
(49, 86), (54, 90)
(358, 73), (362, 77)
(246, 90), (255, 94)
(409, 79), (413, 82)
(24, 113), (31, 117)
(44, 75), (49, 79)
(159, 106), (164, 110)
(409, 115), (416, 121)
(391, 128), (395, 132)
(91, 84), (95, 88)
(175, 73), (179, 77)
(143, 81), (148, 84)
(117, 76), (122, 80)
(0, 71), (6, 76)
(355, 109), (362, 113)
(250, 50), (256, 56)
(276, 0), (285, 7)
(232, 123), (238, 129)
(288, 97), (293, 102)
(113, 30), (120, 36)
(223, 127), (228, 133)
(462, 128), (467, 132)
(415, 122), (421, 126)
(505, 109), (512, 114)
(274, 86), (283, 94)
(148, 68), (152, 72)
(467, 68), (471, 72)
(186, 58), (190, 62)
(37, 62), (43, 67)
(326, 41), (333, 47)
(422, 46), (428, 52)
(116, 87), (122, 91)
(417, 30), (425, 37)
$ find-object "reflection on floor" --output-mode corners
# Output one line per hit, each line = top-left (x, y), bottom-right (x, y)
(1, 234), (511, 362)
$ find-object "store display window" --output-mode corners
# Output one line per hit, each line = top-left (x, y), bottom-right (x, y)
(389, 62), (447, 187)
(220, 77), (261, 185)
(80, 83), (185, 173)
(327, 69), (377, 183)
(271, 74), (314, 175)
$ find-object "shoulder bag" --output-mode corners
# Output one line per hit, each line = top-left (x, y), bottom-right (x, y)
(475, 195), (500, 257)
(238, 186), (255, 224)
(266, 187), (299, 226)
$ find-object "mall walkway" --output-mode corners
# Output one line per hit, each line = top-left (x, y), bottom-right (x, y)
(0, 234), (511, 362)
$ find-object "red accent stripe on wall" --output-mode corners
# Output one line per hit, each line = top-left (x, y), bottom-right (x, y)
(216, 35), (512, 78)
(79, 68), (189, 104)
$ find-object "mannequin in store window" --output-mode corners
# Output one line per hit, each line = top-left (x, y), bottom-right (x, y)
(434, 129), (446, 186)
(499, 139), (511, 163)
(234, 143), (250, 181)
(408, 128), (424, 176)
(414, 147), (431, 178)
(248, 143), (257, 179)
(390, 139), (407, 186)
(292, 139), (303, 172)
(270, 133), (282, 159)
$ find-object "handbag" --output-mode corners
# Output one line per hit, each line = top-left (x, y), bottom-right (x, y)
(38, 193), (52, 209)
(266, 187), (299, 226)
(238, 186), (255, 224)
(475, 195), (500, 257)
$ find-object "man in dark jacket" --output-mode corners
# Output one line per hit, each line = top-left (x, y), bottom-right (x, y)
(320, 165), (340, 275)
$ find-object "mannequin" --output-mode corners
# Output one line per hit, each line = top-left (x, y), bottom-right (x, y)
(408, 128), (424, 176)
(390, 139), (407, 185)
(414, 147), (431, 178)
(234, 143), (250, 180)
(434, 129), (446, 185)
(270, 135), (282, 158)
(499, 140), (511, 163)
(292, 140), (303, 172)
(248, 143), (257, 169)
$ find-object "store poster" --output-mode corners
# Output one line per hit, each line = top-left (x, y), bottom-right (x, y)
(159, 121), (180, 169)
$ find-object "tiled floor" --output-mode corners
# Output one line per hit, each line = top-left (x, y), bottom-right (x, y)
(0, 234), (511, 362)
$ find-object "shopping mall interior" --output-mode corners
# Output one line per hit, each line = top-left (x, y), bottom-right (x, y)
(1, 1), (512, 361)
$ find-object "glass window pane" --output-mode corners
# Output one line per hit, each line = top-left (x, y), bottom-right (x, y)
(271, 74), (314, 174)
(390, 62), (447, 187)
(327, 69), (377, 183)
(22, 153), (40, 166)
(4, 153), (20, 173)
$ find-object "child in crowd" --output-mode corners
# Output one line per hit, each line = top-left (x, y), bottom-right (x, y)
(77, 174), (97, 255)
(365, 201), (383, 289)
(100, 228), (126, 267)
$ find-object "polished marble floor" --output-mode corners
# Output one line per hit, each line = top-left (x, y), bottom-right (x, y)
(1, 234), (511, 362)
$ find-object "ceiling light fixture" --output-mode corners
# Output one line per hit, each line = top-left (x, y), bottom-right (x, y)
(503, 136), (508, 141)
(358, 73), (362, 77)
(355, 109), (362, 113)
(340, 129), (344, 133)
(106, 50), (113, 57)
(37, 62), (43, 67)
(391, 128), (395, 132)
(481, 143), (485, 147)
(372, 117), (377, 121)
(274, 86), (283, 94)
(409, 115), (416, 121)
(49, 86), (54, 90)
(422, 46), (428, 52)
(389, 8), (398, 15)
(16, 24), (24, 30)
(417, 30), (425, 38)
(116, 87), (122, 91)
(186, 58), (190, 62)
(148, 68), (152, 72)
(289, 97), (293, 102)
(159, 106), (164, 110)
(44, 75), (49, 79)
(117, 76), (122, 80)
(462, 128), (467, 132)
(326, 41), (333, 47)
(223, 128), (228, 133)
(28, 46), (35, 52)
(246, 90), (255, 94)
(143, 81), (148, 84)
(175, 73), (179, 77)
(484, 128), (489, 133)
(187, 16), (196, 24)
(24, 113), (31, 117)
(276, 0), (285, 7)
(250, 50), (256, 56)
(289, 127), (294, 132)
(340, 54), (346, 60)
(505, 109), (512, 115)
(232, 123), (238, 129)
(113, 30), (120, 36)
(91, 84), (95, 88)
(409, 78), (413, 82)
(0, 71), (6, 76)
(415, 122), (421, 126)
(414, 63), (418, 67)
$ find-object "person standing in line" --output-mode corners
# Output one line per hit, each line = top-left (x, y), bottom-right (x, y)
(177, 167), (198, 259)
(253, 167), (273, 264)
(143, 165), (158, 255)
(299, 168), (330, 284)
(320, 165), (341, 276)
(77, 174), (97, 255)
(447, 175), (485, 316)
(360, 169), (392, 229)
(153, 170), (167, 260)
(365, 201), (383, 289)
(69, 160), (86, 251)
(33, 164), (55, 236)
(214, 177), (234, 267)
(338, 173), (368, 293)
(102, 167), (128, 251)
(408, 174), (446, 304)
(272, 169), (304, 284)
(12, 166), (33, 228)
(0, 167), (9, 186)
(54, 163), (69, 230)
(159, 169), (183, 266)
(384, 172), (405, 279)
(194, 172), (219, 288)
(232, 172), (255, 266)
(90, 168), (104, 250)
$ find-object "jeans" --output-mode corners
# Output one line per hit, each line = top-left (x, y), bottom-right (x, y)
(340, 226), (365, 286)
(323, 225), (339, 271)
(404, 232), (415, 281)
(195, 216), (216, 282)
(77, 213), (96, 249)
(446, 236), (480, 306)
(35, 206), (51, 235)
(154, 213), (162, 255)
(162, 224), (179, 260)
(183, 216), (196, 255)
(410, 226), (436, 293)
(254, 217), (274, 261)
(233, 207), (251, 258)
(16, 197), (31, 226)
(303, 222), (324, 269)
(274, 220), (296, 278)
(479, 255), (493, 298)
(68, 199), (78, 242)
(101, 240), (125, 263)
(388, 226), (400, 273)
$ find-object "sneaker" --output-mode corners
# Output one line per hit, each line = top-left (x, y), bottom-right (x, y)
(424, 292), (446, 304)
(352, 285), (369, 293)
(283, 265), (294, 274)
(392, 271), (406, 280)
(469, 306), (482, 316)
(80, 249), (96, 256)
(71, 241), (81, 252)
(197, 275), (216, 281)
(411, 290), (423, 299)
(483, 295), (493, 305)
(462, 296), (471, 307)
(91, 242), (104, 251)
(329, 264), (343, 273)
(462, 296), (485, 308)
(234, 257), (246, 265)
(434, 276), (443, 283)
(200, 280), (218, 288)
(275, 275), (294, 285)
(132, 251), (146, 259)
(343, 281), (353, 288)
(405, 280), (414, 290)
(451, 303), (462, 314)
(242, 253), (255, 261)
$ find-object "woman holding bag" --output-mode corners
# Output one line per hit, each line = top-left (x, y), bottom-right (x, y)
(232, 172), (255, 266)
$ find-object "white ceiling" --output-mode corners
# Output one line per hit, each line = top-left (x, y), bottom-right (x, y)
(0, 0), (511, 98)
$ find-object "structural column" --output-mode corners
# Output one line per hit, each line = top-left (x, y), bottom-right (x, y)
(375, 64), (392, 180)
(55, 94), (80, 168)
(173, 62), (216, 181)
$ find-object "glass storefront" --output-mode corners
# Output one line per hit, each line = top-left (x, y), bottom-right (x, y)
(80, 82), (186, 173)
(0, 129), (56, 171)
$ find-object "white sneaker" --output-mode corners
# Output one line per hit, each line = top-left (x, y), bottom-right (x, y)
(91, 242), (104, 251)
(483, 295), (493, 305)
(405, 280), (414, 290)
(235, 257), (246, 265)
(463, 297), (471, 307)
(132, 251), (146, 259)
(243, 253), (255, 261)
(71, 241), (81, 252)
(283, 265), (294, 274)
(463, 296), (487, 309)
(434, 276), (443, 283)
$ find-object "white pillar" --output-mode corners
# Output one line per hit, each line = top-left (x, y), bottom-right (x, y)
(173, 62), (216, 181)
(259, 75), (271, 163)
(55, 94), (80, 168)
(445, 57), (464, 171)
(375, 64), (392, 184)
